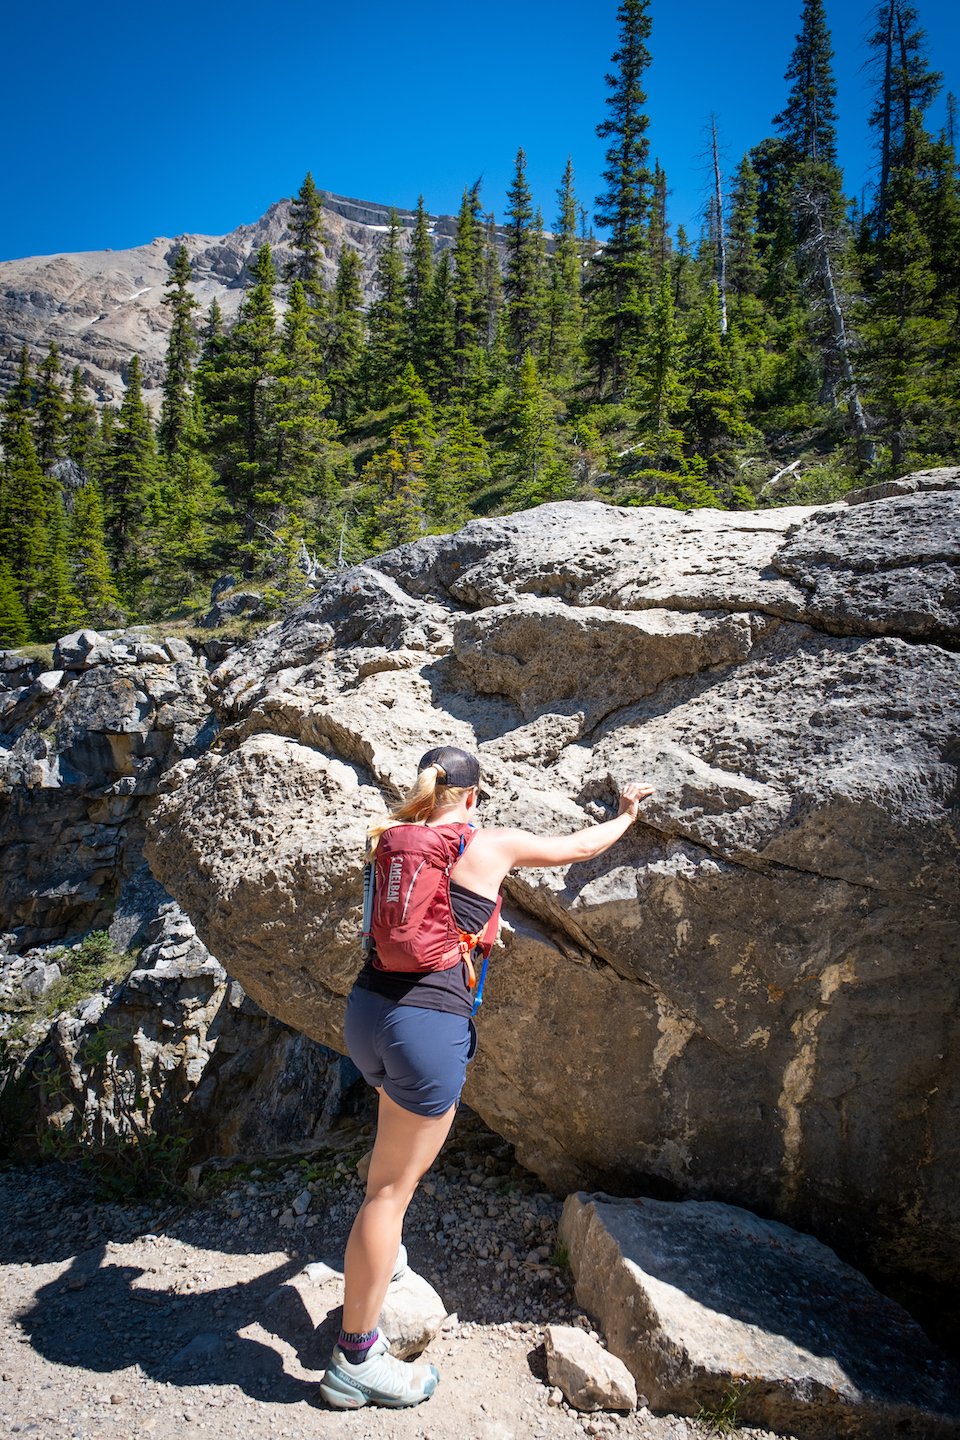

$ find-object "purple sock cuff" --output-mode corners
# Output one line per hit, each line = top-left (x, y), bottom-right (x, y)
(338, 1327), (379, 1362)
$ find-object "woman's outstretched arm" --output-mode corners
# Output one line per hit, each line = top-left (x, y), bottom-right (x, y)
(473, 782), (653, 878)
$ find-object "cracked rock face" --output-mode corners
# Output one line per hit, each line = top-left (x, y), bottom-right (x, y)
(145, 483), (960, 1300)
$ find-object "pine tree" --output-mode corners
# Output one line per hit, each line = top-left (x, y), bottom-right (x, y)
(35, 493), (83, 638)
(285, 172), (327, 316)
(0, 559), (29, 646)
(365, 210), (408, 406)
(65, 368), (98, 471)
(102, 354), (157, 577)
(430, 408), (488, 525)
(157, 243), (199, 457)
(504, 149), (545, 362)
(325, 245), (365, 424)
(505, 352), (569, 508)
(35, 344), (67, 470)
(406, 195), (435, 376)
(451, 184), (486, 394)
(420, 252), (458, 404)
(860, 121), (953, 467)
(648, 161), (671, 274)
(774, 0), (840, 170)
(138, 396), (228, 614)
(360, 365), (435, 551)
(868, 3), (942, 239)
(588, 0), (655, 394)
(544, 159), (586, 386)
(273, 279), (337, 512)
(200, 244), (280, 564)
(681, 285), (755, 479)
(69, 482), (122, 623)
(1, 347), (34, 454)
(0, 412), (50, 607)
(632, 270), (685, 457)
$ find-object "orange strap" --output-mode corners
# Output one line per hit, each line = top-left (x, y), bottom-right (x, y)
(458, 930), (481, 989)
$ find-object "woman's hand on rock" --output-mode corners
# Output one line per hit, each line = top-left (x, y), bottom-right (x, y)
(618, 782), (654, 821)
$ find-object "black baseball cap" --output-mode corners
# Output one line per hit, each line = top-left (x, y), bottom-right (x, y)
(418, 745), (481, 788)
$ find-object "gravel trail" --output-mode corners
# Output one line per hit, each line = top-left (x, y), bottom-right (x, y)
(0, 1115), (790, 1440)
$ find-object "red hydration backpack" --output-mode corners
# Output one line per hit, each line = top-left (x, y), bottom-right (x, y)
(367, 823), (501, 990)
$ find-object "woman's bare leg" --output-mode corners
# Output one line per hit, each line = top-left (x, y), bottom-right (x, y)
(341, 1089), (457, 1334)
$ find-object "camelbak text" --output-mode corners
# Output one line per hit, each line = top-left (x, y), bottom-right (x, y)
(386, 856), (403, 903)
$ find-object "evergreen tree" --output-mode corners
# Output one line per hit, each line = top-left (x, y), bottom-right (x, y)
(868, 2), (942, 239)
(326, 245), (365, 424)
(273, 280), (337, 512)
(200, 298), (225, 351)
(727, 156), (765, 301)
(406, 195), (435, 375)
(69, 482), (122, 623)
(420, 252), (458, 404)
(0, 412), (50, 608)
(285, 171), (327, 315)
(632, 270), (685, 457)
(773, 0), (840, 170)
(360, 365), (435, 550)
(451, 183), (486, 393)
(365, 210), (408, 406)
(102, 354), (157, 577)
(648, 161), (671, 273)
(200, 244), (280, 564)
(861, 124), (953, 467)
(430, 407), (488, 525)
(65, 367), (98, 471)
(35, 344), (66, 470)
(35, 493), (83, 638)
(588, 0), (655, 394)
(1, 347), (34, 454)
(681, 285), (755, 478)
(504, 148), (545, 362)
(157, 244), (199, 457)
(138, 396), (228, 613)
(505, 352), (569, 507)
(0, 559), (29, 646)
(544, 159), (586, 385)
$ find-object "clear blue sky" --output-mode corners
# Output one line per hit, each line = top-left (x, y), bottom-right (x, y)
(3, 0), (958, 261)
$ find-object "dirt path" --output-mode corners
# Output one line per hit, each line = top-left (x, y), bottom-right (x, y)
(0, 1122), (790, 1440)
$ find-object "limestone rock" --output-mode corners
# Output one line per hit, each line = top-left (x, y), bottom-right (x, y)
(145, 489), (960, 1323)
(544, 1324), (638, 1412)
(559, 1192), (960, 1439)
(3, 899), (365, 1163)
(270, 1258), (447, 1361)
(0, 634), (215, 945)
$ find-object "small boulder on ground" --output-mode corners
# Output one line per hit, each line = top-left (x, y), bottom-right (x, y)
(544, 1323), (637, 1412)
(269, 1257), (448, 1362)
(560, 1192), (960, 1440)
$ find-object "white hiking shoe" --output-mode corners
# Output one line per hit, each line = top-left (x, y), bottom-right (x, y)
(319, 1333), (439, 1409)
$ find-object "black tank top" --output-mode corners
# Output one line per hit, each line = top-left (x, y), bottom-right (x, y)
(353, 881), (498, 1018)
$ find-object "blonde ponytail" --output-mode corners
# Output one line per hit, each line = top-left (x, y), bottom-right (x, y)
(367, 764), (474, 853)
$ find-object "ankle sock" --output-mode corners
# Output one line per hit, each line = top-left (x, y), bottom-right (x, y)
(337, 1327), (379, 1365)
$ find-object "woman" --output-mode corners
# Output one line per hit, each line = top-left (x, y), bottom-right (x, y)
(319, 745), (652, 1409)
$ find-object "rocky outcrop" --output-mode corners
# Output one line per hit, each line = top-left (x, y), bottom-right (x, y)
(144, 479), (960, 1312)
(1, 898), (367, 1165)
(0, 628), (215, 947)
(559, 1192), (960, 1438)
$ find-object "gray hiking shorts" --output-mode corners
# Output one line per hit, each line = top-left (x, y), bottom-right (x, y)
(344, 987), (477, 1117)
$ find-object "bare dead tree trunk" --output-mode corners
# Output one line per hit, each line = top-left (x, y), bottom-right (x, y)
(798, 189), (876, 465)
(711, 117), (728, 335)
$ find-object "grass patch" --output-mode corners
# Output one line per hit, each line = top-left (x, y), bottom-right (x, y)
(695, 1382), (754, 1435)
(1, 932), (133, 1057)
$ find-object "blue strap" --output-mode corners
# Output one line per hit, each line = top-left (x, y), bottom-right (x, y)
(471, 949), (491, 1015)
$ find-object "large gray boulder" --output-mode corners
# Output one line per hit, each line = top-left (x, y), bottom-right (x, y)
(559, 1192), (960, 1438)
(144, 484), (960, 1308)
